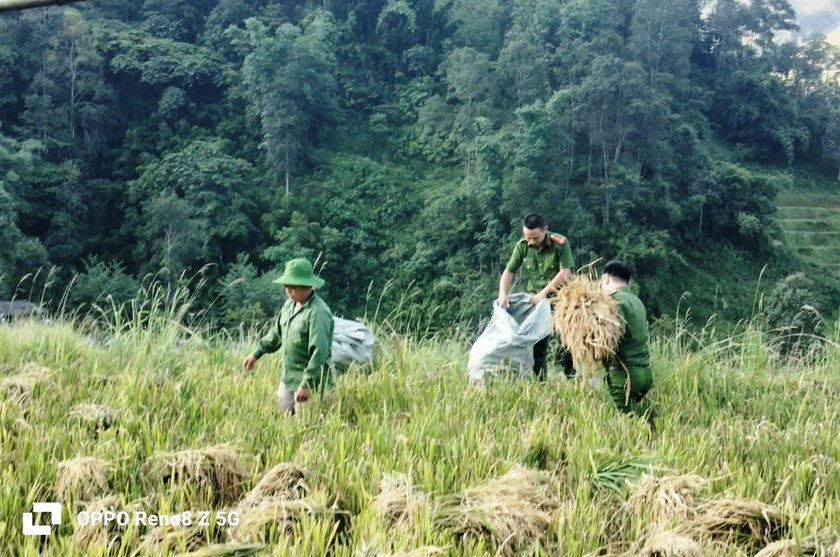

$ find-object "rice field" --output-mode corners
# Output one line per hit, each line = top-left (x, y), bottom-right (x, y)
(777, 193), (840, 277)
(2, 306), (840, 556)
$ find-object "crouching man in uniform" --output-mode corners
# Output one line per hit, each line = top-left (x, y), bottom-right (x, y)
(243, 258), (334, 414)
(600, 260), (653, 419)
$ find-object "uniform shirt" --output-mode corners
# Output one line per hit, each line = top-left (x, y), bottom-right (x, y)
(253, 292), (334, 390)
(610, 286), (651, 371)
(505, 231), (575, 293)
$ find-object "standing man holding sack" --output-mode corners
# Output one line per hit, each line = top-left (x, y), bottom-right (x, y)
(243, 258), (334, 414)
(498, 213), (576, 379)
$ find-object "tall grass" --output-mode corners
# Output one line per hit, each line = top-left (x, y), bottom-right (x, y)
(1, 286), (839, 556)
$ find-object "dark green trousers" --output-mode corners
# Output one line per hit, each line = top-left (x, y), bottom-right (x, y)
(533, 336), (575, 380)
(605, 364), (652, 415)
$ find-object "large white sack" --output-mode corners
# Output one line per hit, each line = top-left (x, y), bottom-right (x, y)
(467, 292), (553, 382)
(332, 317), (375, 370)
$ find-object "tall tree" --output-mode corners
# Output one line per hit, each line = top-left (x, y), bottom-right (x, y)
(238, 12), (338, 194)
(20, 9), (112, 159)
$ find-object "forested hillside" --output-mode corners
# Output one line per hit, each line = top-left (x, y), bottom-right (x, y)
(1, 0), (839, 329)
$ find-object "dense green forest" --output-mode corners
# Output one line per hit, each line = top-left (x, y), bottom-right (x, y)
(1, 0), (839, 330)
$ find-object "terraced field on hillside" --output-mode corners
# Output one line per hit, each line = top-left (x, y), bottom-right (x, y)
(778, 192), (840, 278)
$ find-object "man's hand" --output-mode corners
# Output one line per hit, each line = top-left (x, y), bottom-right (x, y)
(497, 292), (509, 308)
(531, 291), (546, 306)
(242, 354), (257, 372)
(295, 386), (311, 403)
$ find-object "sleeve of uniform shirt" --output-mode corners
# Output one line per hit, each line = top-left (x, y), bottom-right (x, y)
(558, 240), (575, 270)
(616, 297), (629, 337)
(253, 317), (282, 358)
(505, 242), (525, 273)
(299, 308), (334, 389)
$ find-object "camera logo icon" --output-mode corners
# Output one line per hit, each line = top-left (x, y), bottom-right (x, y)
(22, 502), (62, 536)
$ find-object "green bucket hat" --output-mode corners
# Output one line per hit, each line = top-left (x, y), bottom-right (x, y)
(273, 258), (325, 288)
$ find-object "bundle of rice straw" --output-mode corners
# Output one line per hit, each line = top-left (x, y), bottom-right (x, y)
(141, 444), (247, 506)
(71, 495), (127, 550)
(229, 495), (349, 544)
(754, 537), (840, 557)
(176, 543), (266, 557)
(637, 530), (703, 557)
(625, 474), (707, 525)
(139, 519), (217, 555)
(239, 462), (308, 508)
(686, 498), (791, 547)
(382, 546), (451, 557)
(434, 466), (560, 557)
(56, 456), (112, 503)
(373, 473), (428, 528)
(552, 275), (621, 375)
(1, 363), (51, 404)
(69, 403), (116, 430)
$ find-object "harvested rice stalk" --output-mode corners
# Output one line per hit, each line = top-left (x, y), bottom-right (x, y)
(373, 473), (428, 528)
(56, 456), (112, 503)
(382, 547), (451, 557)
(176, 543), (266, 557)
(687, 498), (791, 548)
(239, 463), (307, 508)
(138, 520), (217, 555)
(551, 275), (621, 376)
(229, 496), (349, 544)
(1, 363), (51, 404)
(626, 474), (706, 524)
(434, 466), (560, 557)
(637, 530), (703, 557)
(141, 444), (247, 506)
(69, 403), (115, 430)
(754, 537), (839, 557)
(71, 495), (123, 550)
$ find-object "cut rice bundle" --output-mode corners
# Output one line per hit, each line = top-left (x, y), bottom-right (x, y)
(754, 537), (840, 557)
(239, 462), (307, 509)
(138, 519), (217, 555)
(552, 276), (621, 375)
(373, 473), (428, 528)
(56, 456), (112, 503)
(71, 495), (147, 555)
(626, 474), (706, 524)
(382, 546), (451, 557)
(686, 498), (791, 548)
(141, 444), (247, 506)
(637, 530), (703, 557)
(69, 403), (116, 430)
(1, 363), (51, 404)
(434, 466), (560, 557)
(175, 543), (266, 557)
(229, 496), (349, 544)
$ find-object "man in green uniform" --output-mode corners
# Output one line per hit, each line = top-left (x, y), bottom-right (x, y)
(498, 213), (576, 379)
(243, 258), (334, 414)
(600, 260), (653, 416)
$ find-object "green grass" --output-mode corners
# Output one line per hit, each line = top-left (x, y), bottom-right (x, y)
(2, 302), (840, 556)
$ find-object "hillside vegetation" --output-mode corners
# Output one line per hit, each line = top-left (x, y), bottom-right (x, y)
(1, 0), (840, 329)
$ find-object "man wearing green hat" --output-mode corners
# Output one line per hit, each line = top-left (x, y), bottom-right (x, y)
(242, 258), (334, 414)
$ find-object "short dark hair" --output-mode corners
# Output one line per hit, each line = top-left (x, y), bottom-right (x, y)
(604, 260), (632, 282)
(523, 213), (546, 229)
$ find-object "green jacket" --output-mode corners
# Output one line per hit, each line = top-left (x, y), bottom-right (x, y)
(505, 232), (575, 293)
(253, 292), (334, 390)
(610, 286), (651, 372)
